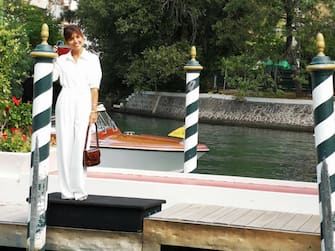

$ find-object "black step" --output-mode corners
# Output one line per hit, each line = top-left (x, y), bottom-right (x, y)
(46, 192), (165, 232)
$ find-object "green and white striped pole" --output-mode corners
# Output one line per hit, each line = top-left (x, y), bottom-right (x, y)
(183, 46), (203, 173)
(27, 23), (57, 251)
(307, 32), (335, 251)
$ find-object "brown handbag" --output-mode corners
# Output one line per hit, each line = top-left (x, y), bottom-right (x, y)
(83, 123), (101, 167)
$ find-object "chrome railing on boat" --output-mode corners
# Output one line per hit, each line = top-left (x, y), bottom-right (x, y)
(51, 104), (118, 133)
(96, 104), (118, 132)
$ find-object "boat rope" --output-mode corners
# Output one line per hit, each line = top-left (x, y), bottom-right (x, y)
(307, 32), (335, 251)
(183, 46), (203, 173)
(27, 23), (57, 251)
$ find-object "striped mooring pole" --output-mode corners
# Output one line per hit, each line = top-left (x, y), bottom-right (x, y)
(27, 23), (57, 251)
(183, 46), (203, 173)
(307, 32), (335, 251)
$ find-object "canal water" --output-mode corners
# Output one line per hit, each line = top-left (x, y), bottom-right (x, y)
(111, 112), (317, 182)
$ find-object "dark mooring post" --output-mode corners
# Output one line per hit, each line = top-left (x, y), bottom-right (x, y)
(27, 23), (58, 251)
(306, 32), (335, 251)
(183, 46), (203, 173)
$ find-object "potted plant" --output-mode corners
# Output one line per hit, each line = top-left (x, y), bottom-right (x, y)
(0, 96), (32, 179)
(0, 96), (32, 151)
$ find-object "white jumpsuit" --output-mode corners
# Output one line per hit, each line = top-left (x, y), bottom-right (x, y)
(53, 49), (102, 199)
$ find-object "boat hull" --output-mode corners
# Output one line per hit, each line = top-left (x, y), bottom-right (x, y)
(98, 147), (206, 172)
(51, 106), (209, 172)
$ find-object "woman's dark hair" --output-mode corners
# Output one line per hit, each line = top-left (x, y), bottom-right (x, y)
(63, 25), (83, 41)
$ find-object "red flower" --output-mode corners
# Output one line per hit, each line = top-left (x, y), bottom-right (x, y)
(11, 127), (24, 134)
(22, 134), (28, 141)
(12, 96), (21, 106)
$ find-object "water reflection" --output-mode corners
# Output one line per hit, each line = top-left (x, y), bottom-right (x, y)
(111, 112), (317, 182)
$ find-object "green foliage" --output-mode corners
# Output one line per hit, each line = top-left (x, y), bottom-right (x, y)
(126, 42), (189, 91)
(0, 22), (30, 101)
(0, 0), (61, 152)
(0, 1), (61, 101)
(20, 7), (61, 47)
(7, 99), (32, 134)
(0, 97), (32, 152)
(222, 55), (274, 97)
(4, 1), (61, 47)
(0, 97), (32, 135)
(77, 0), (207, 97)
(75, 0), (335, 98)
(0, 129), (31, 152)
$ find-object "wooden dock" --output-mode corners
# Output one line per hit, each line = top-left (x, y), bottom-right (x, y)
(0, 202), (321, 250)
(143, 203), (321, 251)
(0, 203), (143, 251)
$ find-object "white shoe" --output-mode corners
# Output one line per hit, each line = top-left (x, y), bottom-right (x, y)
(75, 194), (88, 201)
(61, 194), (74, 200)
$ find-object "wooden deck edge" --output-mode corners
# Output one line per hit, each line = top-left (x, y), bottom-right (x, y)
(0, 223), (143, 251)
(143, 219), (321, 251)
(147, 217), (320, 235)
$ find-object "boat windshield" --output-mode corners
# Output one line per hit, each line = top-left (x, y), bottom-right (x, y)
(51, 104), (118, 132)
(97, 110), (119, 131)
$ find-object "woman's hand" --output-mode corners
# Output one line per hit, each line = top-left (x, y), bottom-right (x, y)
(89, 111), (98, 124)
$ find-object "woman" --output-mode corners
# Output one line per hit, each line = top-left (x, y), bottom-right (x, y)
(53, 24), (102, 200)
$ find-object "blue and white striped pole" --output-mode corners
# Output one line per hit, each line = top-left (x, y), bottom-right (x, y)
(183, 46), (203, 173)
(27, 23), (57, 251)
(307, 32), (335, 251)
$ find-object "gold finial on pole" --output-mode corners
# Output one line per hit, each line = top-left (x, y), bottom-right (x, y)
(316, 32), (325, 57)
(30, 23), (57, 58)
(191, 46), (196, 61)
(184, 46), (203, 71)
(306, 32), (335, 72)
(40, 23), (49, 45)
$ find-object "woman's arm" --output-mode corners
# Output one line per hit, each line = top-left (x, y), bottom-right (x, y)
(89, 88), (99, 124)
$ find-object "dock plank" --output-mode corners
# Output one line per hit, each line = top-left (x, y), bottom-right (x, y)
(232, 209), (266, 226)
(264, 212), (296, 230)
(150, 203), (320, 235)
(216, 207), (251, 225)
(199, 206), (236, 223)
(179, 204), (223, 222)
(281, 214), (313, 232)
(248, 210), (284, 228)
(144, 203), (321, 251)
(314, 224), (320, 233)
(159, 204), (202, 220)
(299, 215), (320, 233)
(153, 203), (190, 218)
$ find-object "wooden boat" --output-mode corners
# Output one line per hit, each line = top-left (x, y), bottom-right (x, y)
(93, 104), (209, 172)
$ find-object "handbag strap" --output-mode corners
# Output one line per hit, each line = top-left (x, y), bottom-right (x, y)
(84, 123), (99, 149)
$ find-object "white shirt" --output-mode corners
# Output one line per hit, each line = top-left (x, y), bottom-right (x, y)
(53, 48), (102, 90)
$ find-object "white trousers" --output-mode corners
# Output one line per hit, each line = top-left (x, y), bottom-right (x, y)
(55, 88), (91, 199)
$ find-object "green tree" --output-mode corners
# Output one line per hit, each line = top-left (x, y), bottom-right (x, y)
(75, 0), (335, 99)
(126, 42), (189, 91)
(0, 0), (62, 98)
(0, 21), (30, 100)
(5, 1), (61, 46)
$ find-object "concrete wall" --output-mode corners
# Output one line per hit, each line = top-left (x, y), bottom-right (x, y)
(116, 91), (314, 132)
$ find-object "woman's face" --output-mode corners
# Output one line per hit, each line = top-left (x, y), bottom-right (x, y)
(66, 32), (83, 52)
